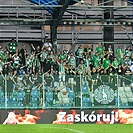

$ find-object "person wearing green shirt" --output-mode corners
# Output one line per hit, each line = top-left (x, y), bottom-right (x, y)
(76, 45), (84, 58)
(33, 55), (41, 74)
(107, 44), (113, 62)
(122, 56), (130, 72)
(80, 60), (86, 71)
(13, 52), (20, 68)
(96, 43), (104, 56)
(111, 57), (119, 72)
(0, 58), (4, 72)
(76, 45), (84, 67)
(7, 38), (18, 55)
(76, 64), (84, 75)
(87, 45), (93, 53)
(49, 51), (55, 62)
(68, 53), (76, 69)
(125, 46), (132, 59)
(58, 60), (65, 82)
(40, 49), (48, 72)
(0, 46), (4, 57)
(26, 54), (32, 69)
(116, 45), (124, 64)
(103, 56), (111, 69)
(84, 55), (91, 68)
(93, 52), (101, 68)
(59, 51), (67, 61)
(1, 51), (8, 63)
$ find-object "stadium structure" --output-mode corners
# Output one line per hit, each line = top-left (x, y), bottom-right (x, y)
(0, 0), (133, 126)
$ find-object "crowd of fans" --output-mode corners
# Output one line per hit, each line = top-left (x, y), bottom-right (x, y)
(0, 38), (133, 108)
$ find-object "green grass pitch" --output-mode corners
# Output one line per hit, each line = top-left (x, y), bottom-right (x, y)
(0, 124), (132, 133)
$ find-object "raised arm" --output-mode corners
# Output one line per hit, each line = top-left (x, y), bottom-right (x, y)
(31, 44), (35, 51)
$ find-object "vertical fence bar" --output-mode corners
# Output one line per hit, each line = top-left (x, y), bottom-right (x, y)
(42, 74), (45, 108)
(117, 74), (119, 108)
(80, 74), (82, 108)
(4, 74), (7, 108)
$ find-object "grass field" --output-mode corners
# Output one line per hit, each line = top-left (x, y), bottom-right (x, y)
(0, 124), (132, 133)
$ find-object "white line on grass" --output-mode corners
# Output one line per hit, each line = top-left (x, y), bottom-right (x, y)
(66, 127), (85, 133)
(40, 126), (85, 133)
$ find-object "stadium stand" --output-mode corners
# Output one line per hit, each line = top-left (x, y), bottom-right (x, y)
(0, 40), (133, 109)
(0, 0), (133, 109)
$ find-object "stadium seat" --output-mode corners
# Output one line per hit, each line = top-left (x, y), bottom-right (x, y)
(63, 103), (71, 108)
(68, 90), (75, 106)
(17, 90), (25, 107)
(82, 82), (89, 95)
(45, 90), (53, 107)
(115, 97), (122, 107)
(123, 87), (133, 104)
(82, 96), (92, 107)
(45, 86), (51, 91)
(56, 103), (62, 107)
(81, 82), (91, 107)
(31, 87), (40, 107)
(0, 88), (4, 107)
(66, 87), (71, 92)
(10, 89), (18, 107)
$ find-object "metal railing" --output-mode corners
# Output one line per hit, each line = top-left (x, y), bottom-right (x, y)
(0, 74), (133, 109)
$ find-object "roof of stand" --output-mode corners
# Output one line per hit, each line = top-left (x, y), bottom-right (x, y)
(28, 0), (133, 14)
(128, 0), (133, 2)
(0, 0), (132, 26)
(29, 0), (78, 14)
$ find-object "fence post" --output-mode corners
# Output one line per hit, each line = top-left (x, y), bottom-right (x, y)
(80, 74), (82, 109)
(117, 74), (119, 108)
(4, 74), (7, 108)
(42, 74), (45, 108)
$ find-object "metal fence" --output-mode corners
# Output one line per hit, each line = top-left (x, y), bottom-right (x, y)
(0, 74), (133, 109)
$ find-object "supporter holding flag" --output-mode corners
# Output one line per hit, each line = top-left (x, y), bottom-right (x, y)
(7, 38), (18, 55)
